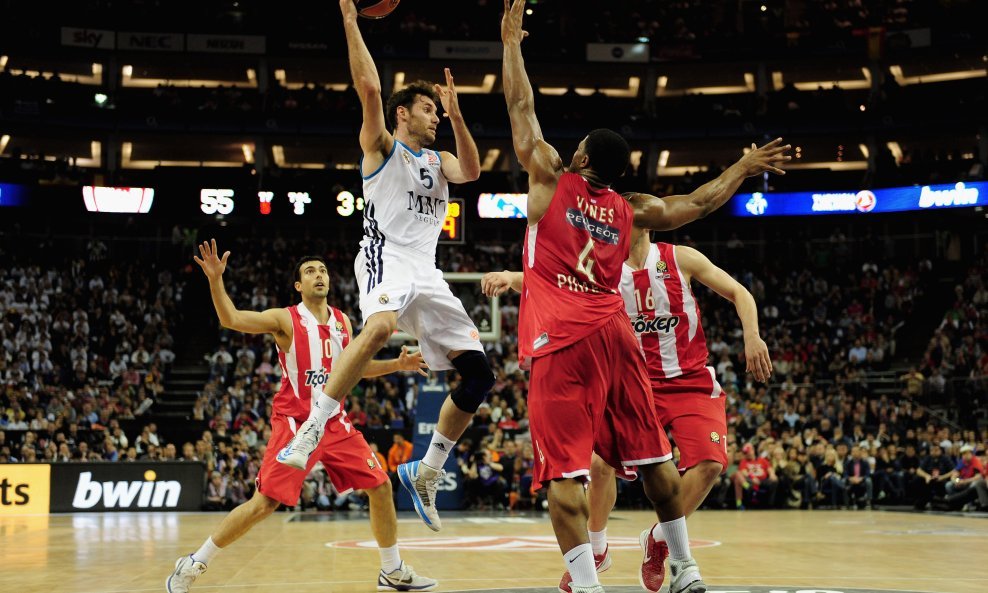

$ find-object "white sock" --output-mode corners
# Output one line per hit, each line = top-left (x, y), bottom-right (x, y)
(308, 392), (341, 427)
(650, 522), (665, 542)
(192, 537), (221, 565)
(563, 543), (598, 586)
(588, 528), (607, 556)
(379, 544), (402, 573)
(659, 517), (692, 561)
(421, 431), (456, 469)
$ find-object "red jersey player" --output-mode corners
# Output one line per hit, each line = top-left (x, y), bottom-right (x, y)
(483, 228), (773, 593)
(166, 240), (437, 593)
(501, 2), (789, 592)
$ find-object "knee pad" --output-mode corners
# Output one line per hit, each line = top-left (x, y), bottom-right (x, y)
(449, 350), (495, 413)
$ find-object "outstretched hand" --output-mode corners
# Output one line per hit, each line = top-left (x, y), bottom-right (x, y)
(501, 0), (529, 45)
(738, 138), (792, 177)
(397, 346), (429, 377)
(193, 239), (230, 281)
(481, 271), (514, 297)
(435, 68), (462, 121)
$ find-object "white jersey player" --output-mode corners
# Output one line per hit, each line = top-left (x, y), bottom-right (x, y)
(278, 0), (495, 533)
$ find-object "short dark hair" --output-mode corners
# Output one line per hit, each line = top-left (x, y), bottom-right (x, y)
(385, 80), (438, 130)
(584, 128), (630, 186)
(293, 255), (328, 283)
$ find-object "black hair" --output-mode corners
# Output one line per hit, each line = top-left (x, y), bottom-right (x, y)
(583, 128), (630, 186)
(293, 255), (328, 284)
(385, 80), (438, 130)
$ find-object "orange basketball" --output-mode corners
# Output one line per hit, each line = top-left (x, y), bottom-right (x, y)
(355, 0), (401, 19)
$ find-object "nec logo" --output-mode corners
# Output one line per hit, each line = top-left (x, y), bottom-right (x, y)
(304, 369), (331, 387)
(631, 315), (680, 334)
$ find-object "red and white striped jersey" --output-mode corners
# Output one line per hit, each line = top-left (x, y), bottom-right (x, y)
(274, 303), (350, 418)
(619, 242), (708, 380)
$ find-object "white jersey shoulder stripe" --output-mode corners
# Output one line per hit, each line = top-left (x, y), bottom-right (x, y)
(360, 141), (398, 180)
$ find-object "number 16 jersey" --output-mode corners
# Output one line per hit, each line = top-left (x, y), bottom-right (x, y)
(519, 173), (634, 367)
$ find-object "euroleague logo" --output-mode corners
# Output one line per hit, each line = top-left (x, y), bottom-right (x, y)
(854, 190), (877, 212)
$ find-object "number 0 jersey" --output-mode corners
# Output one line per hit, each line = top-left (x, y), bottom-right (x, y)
(274, 304), (351, 418)
(619, 242), (708, 380)
(519, 173), (634, 367)
(361, 139), (448, 259)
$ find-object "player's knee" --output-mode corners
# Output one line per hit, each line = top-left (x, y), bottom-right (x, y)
(693, 460), (724, 486)
(368, 478), (393, 500)
(449, 351), (495, 413)
(254, 492), (281, 515)
(591, 455), (615, 481)
(362, 316), (397, 350)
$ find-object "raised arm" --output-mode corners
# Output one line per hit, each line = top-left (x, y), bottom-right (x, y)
(630, 138), (791, 230)
(340, 0), (393, 168)
(435, 68), (481, 184)
(675, 245), (772, 382)
(193, 240), (291, 341)
(501, 0), (562, 224)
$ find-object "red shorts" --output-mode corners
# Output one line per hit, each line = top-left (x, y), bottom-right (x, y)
(255, 411), (388, 506)
(528, 313), (671, 489)
(652, 366), (728, 472)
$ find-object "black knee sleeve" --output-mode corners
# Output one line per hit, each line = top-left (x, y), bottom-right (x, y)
(449, 350), (495, 413)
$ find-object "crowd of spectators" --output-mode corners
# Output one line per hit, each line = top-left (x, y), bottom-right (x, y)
(0, 237), (183, 461)
(1, 229), (986, 514)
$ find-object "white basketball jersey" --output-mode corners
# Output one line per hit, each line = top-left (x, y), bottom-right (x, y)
(361, 139), (449, 257)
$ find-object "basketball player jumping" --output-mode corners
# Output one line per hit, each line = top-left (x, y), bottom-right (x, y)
(500, 1), (789, 592)
(166, 240), (437, 593)
(482, 226), (773, 593)
(277, 0), (495, 533)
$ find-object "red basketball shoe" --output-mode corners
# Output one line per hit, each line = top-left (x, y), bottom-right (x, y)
(639, 525), (669, 593)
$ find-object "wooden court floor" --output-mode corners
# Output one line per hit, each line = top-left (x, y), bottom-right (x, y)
(1, 509), (986, 593)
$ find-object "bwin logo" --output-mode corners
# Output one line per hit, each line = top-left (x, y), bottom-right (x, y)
(304, 369), (331, 387)
(631, 315), (679, 334)
(72, 470), (181, 509)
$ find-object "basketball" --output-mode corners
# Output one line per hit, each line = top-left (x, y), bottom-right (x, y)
(355, 0), (400, 19)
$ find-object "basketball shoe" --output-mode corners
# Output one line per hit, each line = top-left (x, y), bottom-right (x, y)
(396, 460), (444, 531)
(558, 546), (612, 593)
(377, 561), (438, 591)
(166, 555), (206, 593)
(638, 526), (669, 593)
(668, 558), (706, 593)
(276, 418), (322, 469)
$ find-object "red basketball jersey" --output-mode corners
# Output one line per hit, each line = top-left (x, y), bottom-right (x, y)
(619, 242), (708, 380)
(519, 173), (633, 367)
(274, 304), (350, 418)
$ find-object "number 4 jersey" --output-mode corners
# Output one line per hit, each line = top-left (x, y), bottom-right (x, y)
(519, 172), (634, 367)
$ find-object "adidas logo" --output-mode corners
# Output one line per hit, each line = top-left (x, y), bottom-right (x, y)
(433, 443), (447, 451)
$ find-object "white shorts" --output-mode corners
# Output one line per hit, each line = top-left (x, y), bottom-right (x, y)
(355, 245), (483, 371)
